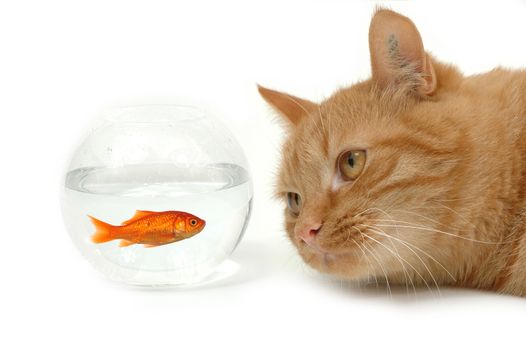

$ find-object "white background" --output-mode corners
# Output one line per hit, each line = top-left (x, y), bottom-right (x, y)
(1, 1), (526, 349)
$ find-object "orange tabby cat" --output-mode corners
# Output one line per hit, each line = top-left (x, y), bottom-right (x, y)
(258, 9), (526, 296)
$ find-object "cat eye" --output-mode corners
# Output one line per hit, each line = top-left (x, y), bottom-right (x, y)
(286, 192), (302, 216)
(338, 150), (366, 181)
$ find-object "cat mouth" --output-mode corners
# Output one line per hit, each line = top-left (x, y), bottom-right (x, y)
(299, 240), (359, 265)
(298, 241), (373, 279)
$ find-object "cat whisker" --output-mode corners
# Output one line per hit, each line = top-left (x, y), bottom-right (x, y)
(389, 207), (468, 231)
(351, 206), (391, 220)
(358, 207), (414, 294)
(316, 103), (327, 136)
(361, 221), (416, 295)
(347, 206), (413, 294)
(430, 196), (480, 203)
(356, 227), (397, 298)
(374, 222), (517, 244)
(365, 226), (446, 297)
(359, 227), (435, 296)
(364, 223), (457, 282)
(424, 201), (478, 230)
(349, 236), (380, 289)
(361, 239), (392, 298)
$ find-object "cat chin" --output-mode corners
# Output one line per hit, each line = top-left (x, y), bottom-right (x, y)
(298, 246), (370, 279)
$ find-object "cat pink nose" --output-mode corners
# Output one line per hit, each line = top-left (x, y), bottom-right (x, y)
(297, 223), (322, 245)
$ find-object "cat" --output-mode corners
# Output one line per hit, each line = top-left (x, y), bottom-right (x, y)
(258, 8), (526, 297)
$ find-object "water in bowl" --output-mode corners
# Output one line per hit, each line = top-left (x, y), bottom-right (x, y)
(61, 163), (252, 286)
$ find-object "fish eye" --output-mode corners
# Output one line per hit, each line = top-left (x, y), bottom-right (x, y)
(286, 192), (301, 216)
(190, 219), (197, 226)
(338, 150), (366, 181)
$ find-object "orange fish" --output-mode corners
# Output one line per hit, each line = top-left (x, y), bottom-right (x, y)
(88, 210), (206, 248)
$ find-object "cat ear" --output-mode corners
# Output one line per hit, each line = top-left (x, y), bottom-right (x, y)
(369, 9), (437, 96)
(257, 85), (318, 125)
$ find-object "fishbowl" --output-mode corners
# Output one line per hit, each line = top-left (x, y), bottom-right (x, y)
(61, 105), (253, 286)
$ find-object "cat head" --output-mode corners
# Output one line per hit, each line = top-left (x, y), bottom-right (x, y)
(259, 9), (468, 282)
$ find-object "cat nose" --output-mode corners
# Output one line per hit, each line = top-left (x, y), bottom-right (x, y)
(297, 222), (322, 245)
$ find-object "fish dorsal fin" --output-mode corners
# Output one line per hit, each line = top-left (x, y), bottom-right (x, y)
(121, 210), (156, 225)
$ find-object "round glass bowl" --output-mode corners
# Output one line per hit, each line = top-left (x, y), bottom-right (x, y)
(61, 105), (252, 286)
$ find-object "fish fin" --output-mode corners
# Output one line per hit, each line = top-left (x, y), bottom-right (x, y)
(88, 215), (116, 244)
(119, 240), (135, 247)
(143, 244), (160, 248)
(121, 210), (157, 225)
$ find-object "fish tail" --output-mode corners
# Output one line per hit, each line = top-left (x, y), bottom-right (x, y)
(88, 215), (116, 243)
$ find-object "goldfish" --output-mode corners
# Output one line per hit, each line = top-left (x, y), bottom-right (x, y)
(88, 210), (206, 248)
